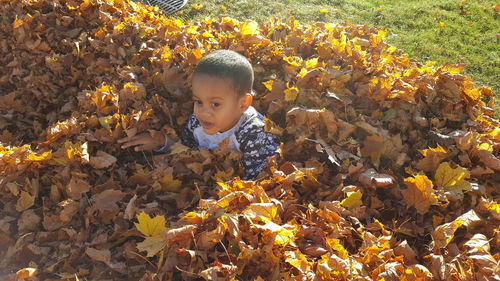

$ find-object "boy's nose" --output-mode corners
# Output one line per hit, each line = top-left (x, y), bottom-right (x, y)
(195, 107), (211, 119)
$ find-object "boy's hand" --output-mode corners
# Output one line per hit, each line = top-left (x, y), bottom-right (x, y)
(117, 131), (166, 152)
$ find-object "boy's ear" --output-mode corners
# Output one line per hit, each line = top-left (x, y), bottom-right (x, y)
(239, 93), (253, 111)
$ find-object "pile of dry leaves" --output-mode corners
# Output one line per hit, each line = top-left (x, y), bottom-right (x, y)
(0, 0), (498, 280)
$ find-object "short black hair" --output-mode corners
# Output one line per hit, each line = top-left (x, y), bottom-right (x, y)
(193, 50), (254, 96)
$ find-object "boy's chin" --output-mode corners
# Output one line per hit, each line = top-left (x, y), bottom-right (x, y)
(202, 128), (218, 135)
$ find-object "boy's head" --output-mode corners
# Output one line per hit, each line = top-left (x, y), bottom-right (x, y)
(193, 49), (254, 96)
(191, 50), (254, 135)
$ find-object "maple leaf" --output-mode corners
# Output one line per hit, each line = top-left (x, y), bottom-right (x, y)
(241, 20), (259, 36)
(340, 190), (362, 210)
(154, 167), (182, 192)
(415, 144), (448, 172)
(434, 162), (472, 194)
(284, 87), (299, 102)
(134, 212), (168, 237)
(401, 175), (437, 214)
(136, 236), (166, 257)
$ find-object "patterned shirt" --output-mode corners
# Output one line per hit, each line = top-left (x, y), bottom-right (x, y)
(155, 106), (280, 180)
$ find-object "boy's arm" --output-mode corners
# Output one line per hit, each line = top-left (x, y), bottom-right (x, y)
(153, 115), (199, 153)
(152, 135), (176, 153)
(239, 126), (280, 180)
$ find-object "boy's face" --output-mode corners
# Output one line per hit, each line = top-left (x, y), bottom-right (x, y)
(192, 74), (252, 135)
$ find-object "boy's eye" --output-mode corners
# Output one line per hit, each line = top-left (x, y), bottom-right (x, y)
(211, 102), (220, 107)
(194, 100), (202, 105)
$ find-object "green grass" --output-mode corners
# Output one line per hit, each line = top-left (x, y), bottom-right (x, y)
(177, 0), (499, 118)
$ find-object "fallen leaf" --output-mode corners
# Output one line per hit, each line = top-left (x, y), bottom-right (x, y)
(16, 191), (35, 212)
(16, 268), (37, 279)
(89, 150), (117, 169)
(136, 236), (167, 257)
(432, 209), (481, 249)
(401, 175), (437, 214)
(134, 212), (168, 237)
(66, 177), (91, 200)
(435, 162), (472, 194)
(415, 145), (448, 172)
(92, 189), (126, 212)
(340, 190), (362, 210)
(155, 167), (182, 192)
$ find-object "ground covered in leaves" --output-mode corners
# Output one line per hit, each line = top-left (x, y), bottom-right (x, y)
(0, 0), (499, 280)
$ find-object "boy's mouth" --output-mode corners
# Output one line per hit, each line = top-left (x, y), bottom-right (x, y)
(199, 120), (214, 130)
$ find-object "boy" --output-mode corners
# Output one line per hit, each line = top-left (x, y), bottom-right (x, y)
(117, 50), (280, 180)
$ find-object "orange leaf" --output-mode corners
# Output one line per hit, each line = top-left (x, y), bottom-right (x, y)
(401, 175), (437, 214)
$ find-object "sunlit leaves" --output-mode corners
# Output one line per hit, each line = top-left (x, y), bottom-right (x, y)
(434, 162), (472, 194)
(432, 210), (481, 249)
(340, 190), (362, 210)
(401, 175), (437, 214)
(134, 212), (168, 237)
(241, 20), (259, 36)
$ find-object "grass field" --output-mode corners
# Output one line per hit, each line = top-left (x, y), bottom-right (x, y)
(175, 0), (499, 117)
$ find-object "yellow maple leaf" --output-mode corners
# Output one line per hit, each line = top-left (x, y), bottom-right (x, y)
(434, 162), (472, 194)
(285, 250), (311, 273)
(26, 150), (52, 162)
(191, 3), (204, 11)
(326, 237), (349, 259)
(262, 80), (274, 91)
(241, 20), (259, 36)
(284, 87), (299, 102)
(401, 175), (437, 214)
(134, 212), (168, 237)
(305, 57), (319, 69)
(416, 144), (448, 172)
(340, 190), (362, 210)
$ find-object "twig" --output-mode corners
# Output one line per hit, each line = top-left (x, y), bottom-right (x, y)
(127, 250), (157, 270)
(219, 240), (233, 266)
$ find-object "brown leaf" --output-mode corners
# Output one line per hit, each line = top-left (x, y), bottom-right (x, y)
(432, 210), (481, 249)
(66, 177), (91, 200)
(18, 209), (41, 234)
(92, 189), (126, 212)
(89, 150), (117, 169)
(15, 191), (35, 212)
